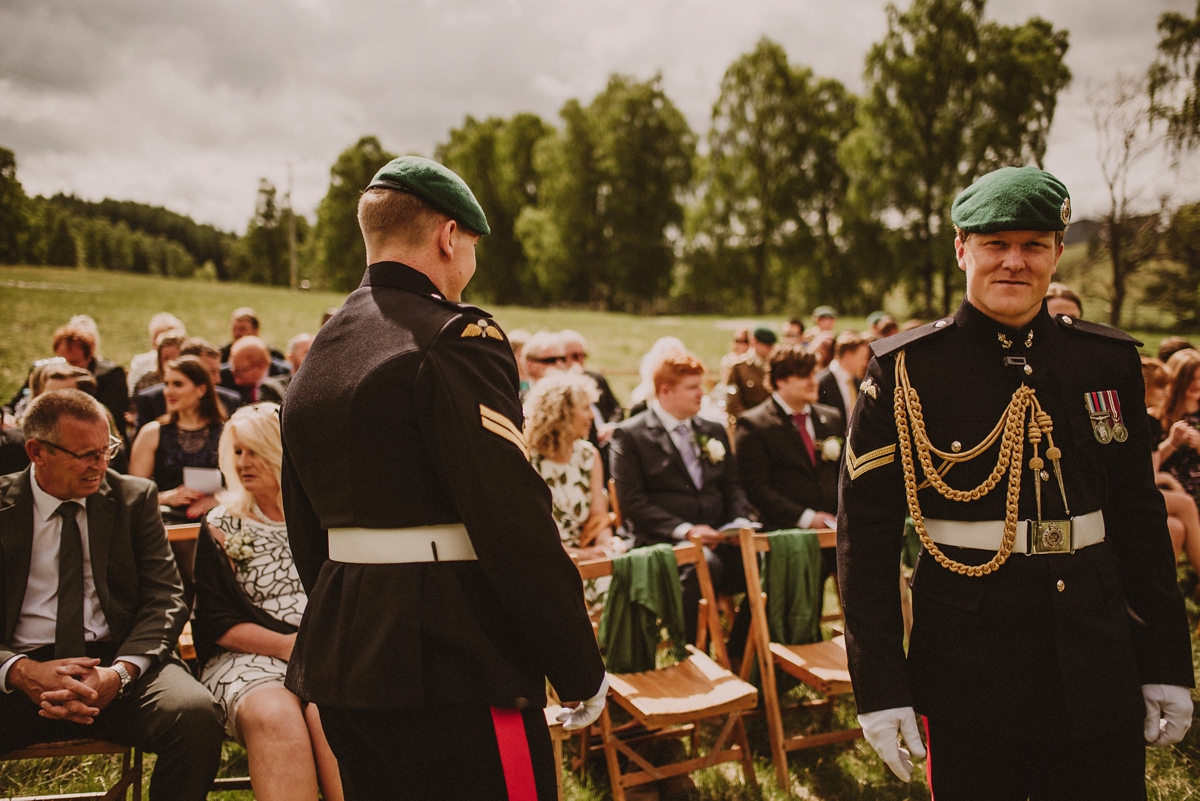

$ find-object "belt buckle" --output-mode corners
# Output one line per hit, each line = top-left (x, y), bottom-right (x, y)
(1029, 519), (1073, 555)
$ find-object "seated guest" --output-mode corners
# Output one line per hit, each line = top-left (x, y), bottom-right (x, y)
(867, 311), (899, 339)
(562, 330), (623, 426)
(7, 322), (128, 438)
(629, 336), (688, 417)
(136, 339), (241, 433)
(32, 364), (129, 473)
(221, 336), (289, 406)
(1159, 335), (1194, 363)
(782, 318), (804, 345)
(508, 328), (532, 393)
(521, 330), (568, 398)
(131, 331), (187, 399)
(610, 353), (754, 644)
(128, 313), (186, 393)
(808, 330), (835, 370)
(1144, 357), (1200, 573)
(1044, 282), (1083, 318)
(735, 345), (844, 599)
(805, 305), (837, 338)
(219, 307), (286, 364)
(193, 404), (343, 801)
(1153, 350), (1200, 500)
(259, 333), (313, 403)
(0, 411), (29, 475)
(129, 356), (226, 522)
(720, 328), (751, 383)
(524, 372), (625, 560)
(725, 327), (775, 419)
(817, 330), (870, 423)
(0, 389), (222, 800)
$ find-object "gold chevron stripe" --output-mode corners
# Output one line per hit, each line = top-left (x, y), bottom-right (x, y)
(846, 442), (896, 480)
(480, 405), (528, 459)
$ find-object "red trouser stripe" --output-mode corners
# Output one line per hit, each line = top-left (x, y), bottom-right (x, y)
(491, 706), (538, 801)
(923, 715), (934, 801)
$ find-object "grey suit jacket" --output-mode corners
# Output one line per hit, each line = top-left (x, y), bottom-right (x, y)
(0, 468), (188, 665)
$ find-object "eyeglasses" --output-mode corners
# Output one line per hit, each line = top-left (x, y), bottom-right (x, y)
(566, 352), (587, 363)
(41, 436), (123, 466)
(530, 355), (568, 365)
(734, 339), (750, 345)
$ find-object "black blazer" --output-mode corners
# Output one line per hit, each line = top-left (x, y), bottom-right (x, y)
(219, 360), (291, 406)
(0, 469), (188, 666)
(609, 408), (752, 548)
(587, 370), (623, 423)
(134, 384), (242, 433)
(280, 262), (604, 711)
(734, 399), (844, 531)
(816, 367), (849, 422)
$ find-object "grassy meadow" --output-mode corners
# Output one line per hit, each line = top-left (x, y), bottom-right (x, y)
(1, 261), (1198, 799)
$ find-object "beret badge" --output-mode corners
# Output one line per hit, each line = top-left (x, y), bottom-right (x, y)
(1060, 197), (1071, 226)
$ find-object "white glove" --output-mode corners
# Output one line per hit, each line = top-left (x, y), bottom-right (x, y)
(557, 674), (609, 731)
(858, 706), (926, 782)
(1142, 684), (1194, 746)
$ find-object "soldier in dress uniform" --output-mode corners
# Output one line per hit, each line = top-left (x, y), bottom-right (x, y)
(837, 166), (1194, 800)
(280, 157), (607, 800)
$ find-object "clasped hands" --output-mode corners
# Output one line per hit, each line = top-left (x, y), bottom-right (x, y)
(861, 686), (1194, 782)
(9, 657), (132, 724)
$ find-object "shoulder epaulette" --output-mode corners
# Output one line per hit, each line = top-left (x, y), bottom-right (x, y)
(870, 317), (955, 358)
(1054, 315), (1141, 346)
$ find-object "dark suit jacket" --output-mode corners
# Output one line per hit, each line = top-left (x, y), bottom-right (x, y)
(219, 343), (286, 364)
(735, 399), (844, 530)
(587, 370), (623, 424)
(816, 367), (849, 422)
(281, 261), (604, 710)
(134, 384), (242, 433)
(257, 374), (292, 404)
(726, 359), (770, 419)
(219, 360), (291, 406)
(0, 469), (188, 666)
(6, 359), (128, 438)
(609, 408), (751, 548)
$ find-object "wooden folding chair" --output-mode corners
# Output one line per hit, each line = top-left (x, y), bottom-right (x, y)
(575, 539), (759, 801)
(0, 740), (142, 800)
(607, 477), (622, 532)
(736, 528), (862, 792)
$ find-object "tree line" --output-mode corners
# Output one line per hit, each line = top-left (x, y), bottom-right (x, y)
(1, 0), (1198, 326)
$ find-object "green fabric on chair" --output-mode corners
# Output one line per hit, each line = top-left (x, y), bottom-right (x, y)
(902, 517), (921, 569)
(597, 543), (689, 673)
(761, 529), (823, 646)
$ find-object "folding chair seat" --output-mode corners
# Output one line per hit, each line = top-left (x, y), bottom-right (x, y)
(0, 739), (142, 800)
(575, 539), (759, 801)
(736, 528), (862, 793)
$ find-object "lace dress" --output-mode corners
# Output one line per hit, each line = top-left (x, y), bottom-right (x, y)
(1156, 411), (1200, 502)
(198, 504), (307, 739)
(531, 439), (597, 547)
(153, 421), (222, 521)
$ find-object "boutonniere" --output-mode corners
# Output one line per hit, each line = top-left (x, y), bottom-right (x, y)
(224, 527), (255, 573)
(696, 433), (726, 464)
(819, 436), (843, 462)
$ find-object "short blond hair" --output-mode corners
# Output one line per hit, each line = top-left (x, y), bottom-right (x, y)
(217, 403), (283, 520)
(357, 188), (445, 250)
(523, 372), (599, 460)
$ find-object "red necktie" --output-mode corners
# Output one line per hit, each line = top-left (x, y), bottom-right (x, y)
(792, 412), (817, 464)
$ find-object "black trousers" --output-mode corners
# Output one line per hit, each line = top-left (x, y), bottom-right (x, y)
(321, 702), (557, 800)
(923, 716), (1147, 801)
(0, 644), (224, 801)
(680, 542), (750, 655)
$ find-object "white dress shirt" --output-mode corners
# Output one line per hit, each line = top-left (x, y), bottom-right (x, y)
(771, 393), (821, 529)
(828, 359), (857, 416)
(1, 467), (149, 691)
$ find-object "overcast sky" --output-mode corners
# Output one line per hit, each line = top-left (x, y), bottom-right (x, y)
(1, 0), (1196, 233)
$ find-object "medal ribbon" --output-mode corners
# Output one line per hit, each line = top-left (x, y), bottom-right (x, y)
(1104, 390), (1123, 426)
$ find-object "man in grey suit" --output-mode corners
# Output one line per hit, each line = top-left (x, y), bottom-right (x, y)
(0, 390), (222, 801)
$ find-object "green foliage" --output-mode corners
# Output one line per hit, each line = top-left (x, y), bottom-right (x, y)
(855, 0), (1071, 315)
(1145, 202), (1200, 330)
(309, 135), (396, 292)
(0, 147), (29, 264)
(1149, 0), (1200, 151)
(437, 113), (552, 305)
(518, 75), (695, 312)
(227, 178), (306, 286)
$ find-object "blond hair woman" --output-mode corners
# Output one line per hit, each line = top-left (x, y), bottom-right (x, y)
(523, 371), (624, 560)
(192, 404), (343, 801)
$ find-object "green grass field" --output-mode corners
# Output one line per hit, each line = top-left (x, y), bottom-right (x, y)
(1, 263), (1198, 799)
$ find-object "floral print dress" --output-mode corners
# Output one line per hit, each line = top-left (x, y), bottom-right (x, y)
(531, 439), (597, 548)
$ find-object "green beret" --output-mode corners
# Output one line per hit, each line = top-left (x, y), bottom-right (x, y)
(367, 156), (491, 236)
(753, 327), (777, 345)
(952, 166), (1070, 234)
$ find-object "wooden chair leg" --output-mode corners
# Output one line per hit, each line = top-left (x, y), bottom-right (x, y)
(734, 715), (758, 789)
(553, 736), (565, 801)
(600, 706), (627, 801)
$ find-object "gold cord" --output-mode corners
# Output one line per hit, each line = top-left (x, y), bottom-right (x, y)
(893, 350), (1062, 576)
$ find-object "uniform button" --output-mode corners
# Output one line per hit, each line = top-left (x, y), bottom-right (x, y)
(951, 441), (962, 453)
(1056, 579), (1065, 592)
(1062, 316), (1073, 325)
(934, 320), (948, 328)
(1024, 364), (1033, 375)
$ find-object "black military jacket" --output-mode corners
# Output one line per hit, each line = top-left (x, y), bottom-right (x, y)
(280, 262), (605, 711)
(837, 299), (1193, 739)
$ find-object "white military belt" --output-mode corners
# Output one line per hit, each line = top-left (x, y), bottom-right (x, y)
(327, 523), (478, 564)
(923, 510), (1105, 555)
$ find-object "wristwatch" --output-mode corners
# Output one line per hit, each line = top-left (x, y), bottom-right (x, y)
(111, 662), (134, 698)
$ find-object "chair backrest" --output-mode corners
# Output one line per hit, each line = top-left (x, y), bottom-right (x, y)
(737, 528), (830, 650)
(576, 539), (731, 669)
(607, 477), (623, 531)
(165, 523), (201, 609)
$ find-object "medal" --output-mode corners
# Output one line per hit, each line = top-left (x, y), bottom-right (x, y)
(1085, 392), (1115, 444)
(1105, 390), (1129, 442)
